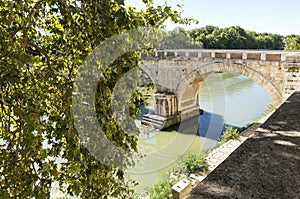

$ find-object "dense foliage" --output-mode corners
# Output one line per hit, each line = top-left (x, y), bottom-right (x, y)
(0, 0), (195, 198)
(149, 178), (175, 199)
(180, 25), (300, 50)
(179, 154), (208, 176)
(284, 35), (300, 50)
(156, 27), (202, 49)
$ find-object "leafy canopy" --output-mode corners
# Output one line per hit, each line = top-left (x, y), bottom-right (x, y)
(0, 0), (195, 198)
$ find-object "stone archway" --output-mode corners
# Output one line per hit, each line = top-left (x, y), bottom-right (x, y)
(176, 62), (283, 113)
(138, 49), (300, 130)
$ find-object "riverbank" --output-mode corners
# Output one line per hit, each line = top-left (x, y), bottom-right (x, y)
(187, 92), (300, 198)
(169, 111), (274, 199)
(136, 114), (273, 199)
(131, 71), (273, 197)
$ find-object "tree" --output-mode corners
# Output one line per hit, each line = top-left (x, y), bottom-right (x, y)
(284, 35), (300, 50)
(157, 27), (203, 49)
(245, 30), (259, 49)
(188, 25), (219, 48)
(0, 0), (193, 198)
(188, 25), (286, 50)
(256, 33), (284, 50)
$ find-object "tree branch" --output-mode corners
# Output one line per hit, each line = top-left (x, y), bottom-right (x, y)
(59, 0), (77, 34)
(27, 42), (51, 68)
(13, 0), (46, 39)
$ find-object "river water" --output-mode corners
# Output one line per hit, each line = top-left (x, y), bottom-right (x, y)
(127, 71), (272, 193)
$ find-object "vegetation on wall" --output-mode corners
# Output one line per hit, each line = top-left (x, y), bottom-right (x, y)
(1, 0), (298, 197)
(179, 154), (208, 176)
(218, 126), (240, 145)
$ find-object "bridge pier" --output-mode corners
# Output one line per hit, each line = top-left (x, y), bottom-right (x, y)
(154, 92), (178, 117)
(141, 91), (201, 130)
(141, 91), (179, 129)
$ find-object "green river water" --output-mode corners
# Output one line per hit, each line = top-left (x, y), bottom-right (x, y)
(127, 71), (272, 193)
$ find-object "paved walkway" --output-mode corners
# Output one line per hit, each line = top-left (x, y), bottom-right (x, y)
(187, 92), (300, 199)
(205, 135), (248, 171)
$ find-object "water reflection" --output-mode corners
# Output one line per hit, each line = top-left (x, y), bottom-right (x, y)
(198, 111), (245, 140)
(199, 111), (224, 140)
(199, 72), (254, 99)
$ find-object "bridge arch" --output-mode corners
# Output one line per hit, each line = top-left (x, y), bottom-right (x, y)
(176, 61), (283, 112)
(139, 49), (300, 130)
(139, 64), (157, 90)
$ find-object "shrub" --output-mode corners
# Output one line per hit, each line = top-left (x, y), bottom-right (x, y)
(179, 154), (208, 176)
(149, 154), (208, 199)
(218, 126), (240, 145)
(149, 178), (174, 199)
(265, 104), (276, 115)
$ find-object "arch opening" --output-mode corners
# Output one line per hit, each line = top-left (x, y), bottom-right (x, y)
(136, 67), (157, 118)
(177, 62), (283, 113)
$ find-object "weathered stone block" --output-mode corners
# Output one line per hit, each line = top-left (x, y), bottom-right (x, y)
(286, 55), (300, 63)
(231, 53), (242, 59)
(215, 52), (226, 59)
(172, 179), (193, 199)
(189, 51), (198, 57)
(247, 53), (261, 60)
(167, 51), (175, 57)
(201, 52), (211, 58)
(177, 51), (186, 57)
(266, 54), (281, 61)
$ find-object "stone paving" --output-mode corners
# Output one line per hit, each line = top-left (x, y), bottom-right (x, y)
(205, 136), (248, 172)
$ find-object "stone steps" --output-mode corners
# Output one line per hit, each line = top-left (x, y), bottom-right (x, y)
(141, 113), (181, 130)
(141, 114), (167, 129)
(141, 120), (163, 130)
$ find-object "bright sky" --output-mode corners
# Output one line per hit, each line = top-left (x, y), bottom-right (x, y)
(125, 0), (300, 36)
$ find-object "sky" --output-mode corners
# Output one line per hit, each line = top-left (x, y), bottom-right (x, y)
(125, 0), (300, 36)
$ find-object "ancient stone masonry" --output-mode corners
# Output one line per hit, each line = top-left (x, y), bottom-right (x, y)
(154, 92), (178, 117)
(141, 91), (182, 130)
(140, 49), (300, 129)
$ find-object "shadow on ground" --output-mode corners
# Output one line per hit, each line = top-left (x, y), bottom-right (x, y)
(188, 92), (300, 199)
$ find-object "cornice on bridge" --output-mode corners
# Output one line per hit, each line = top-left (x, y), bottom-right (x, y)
(140, 49), (300, 62)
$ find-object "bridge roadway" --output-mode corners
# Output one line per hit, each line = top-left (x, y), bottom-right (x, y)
(187, 91), (300, 199)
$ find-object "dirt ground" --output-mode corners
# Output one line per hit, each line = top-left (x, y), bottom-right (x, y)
(187, 92), (300, 199)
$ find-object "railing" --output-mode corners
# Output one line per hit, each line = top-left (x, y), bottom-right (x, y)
(140, 49), (300, 62)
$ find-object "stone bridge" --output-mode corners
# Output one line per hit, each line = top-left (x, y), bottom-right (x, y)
(140, 49), (300, 129)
